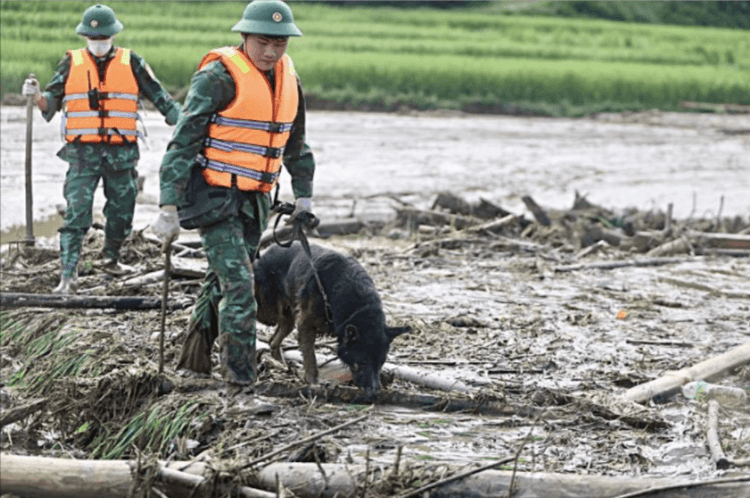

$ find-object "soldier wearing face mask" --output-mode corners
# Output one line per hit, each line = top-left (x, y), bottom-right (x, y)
(22, 4), (182, 295)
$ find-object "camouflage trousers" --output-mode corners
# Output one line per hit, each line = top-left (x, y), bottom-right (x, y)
(182, 191), (270, 385)
(58, 144), (139, 278)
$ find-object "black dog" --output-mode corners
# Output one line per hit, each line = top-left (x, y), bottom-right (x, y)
(254, 242), (409, 397)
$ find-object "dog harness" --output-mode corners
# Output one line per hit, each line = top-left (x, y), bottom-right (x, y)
(63, 47), (140, 144)
(198, 47), (299, 193)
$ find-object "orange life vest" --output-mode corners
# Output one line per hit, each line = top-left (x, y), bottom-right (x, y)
(197, 46), (299, 193)
(63, 47), (140, 144)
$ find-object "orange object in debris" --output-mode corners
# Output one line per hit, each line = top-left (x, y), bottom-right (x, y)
(616, 310), (627, 320)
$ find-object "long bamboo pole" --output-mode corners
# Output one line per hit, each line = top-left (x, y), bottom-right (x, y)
(620, 341), (750, 404)
(24, 73), (36, 246)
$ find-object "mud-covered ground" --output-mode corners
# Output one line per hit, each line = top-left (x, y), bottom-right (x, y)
(1, 106), (750, 496)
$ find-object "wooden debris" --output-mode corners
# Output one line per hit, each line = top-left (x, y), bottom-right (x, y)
(465, 213), (524, 235)
(620, 340), (750, 404)
(431, 192), (512, 219)
(689, 231), (750, 250)
(645, 235), (692, 257)
(257, 463), (750, 498)
(706, 400), (731, 469)
(0, 398), (46, 428)
(0, 454), (223, 498)
(554, 256), (692, 273)
(521, 195), (551, 226)
(396, 207), (480, 230)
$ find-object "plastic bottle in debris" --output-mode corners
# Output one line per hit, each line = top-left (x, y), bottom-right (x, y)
(681, 381), (748, 407)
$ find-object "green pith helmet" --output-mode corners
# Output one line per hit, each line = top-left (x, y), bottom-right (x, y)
(75, 4), (123, 37)
(232, 0), (303, 37)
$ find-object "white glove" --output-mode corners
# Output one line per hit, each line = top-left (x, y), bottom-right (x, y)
(22, 77), (42, 100)
(151, 205), (180, 252)
(290, 197), (313, 219)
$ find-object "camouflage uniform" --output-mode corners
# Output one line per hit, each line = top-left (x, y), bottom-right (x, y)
(41, 48), (181, 278)
(160, 45), (315, 384)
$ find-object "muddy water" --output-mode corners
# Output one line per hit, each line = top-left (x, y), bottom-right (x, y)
(2, 106), (749, 243)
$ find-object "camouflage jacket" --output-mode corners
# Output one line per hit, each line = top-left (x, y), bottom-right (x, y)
(159, 48), (315, 207)
(41, 46), (182, 164)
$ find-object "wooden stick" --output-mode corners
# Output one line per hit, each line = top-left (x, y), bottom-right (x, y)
(620, 341), (750, 404)
(239, 414), (369, 470)
(554, 256), (693, 272)
(159, 244), (171, 375)
(24, 73), (36, 246)
(0, 398), (47, 428)
(706, 400), (731, 469)
(0, 292), (187, 310)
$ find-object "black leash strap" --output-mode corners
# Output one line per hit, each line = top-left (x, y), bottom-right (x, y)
(271, 200), (333, 324)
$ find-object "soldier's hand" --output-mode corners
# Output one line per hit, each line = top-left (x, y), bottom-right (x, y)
(287, 197), (319, 228)
(151, 205), (180, 252)
(22, 77), (42, 101)
(290, 197), (312, 219)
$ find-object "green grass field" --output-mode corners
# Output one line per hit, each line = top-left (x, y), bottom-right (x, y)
(2, 0), (748, 116)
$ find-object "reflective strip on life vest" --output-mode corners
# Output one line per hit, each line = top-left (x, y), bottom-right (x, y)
(63, 92), (139, 103)
(67, 110), (139, 119)
(203, 137), (282, 158)
(66, 128), (141, 137)
(196, 155), (280, 184)
(210, 114), (293, 133)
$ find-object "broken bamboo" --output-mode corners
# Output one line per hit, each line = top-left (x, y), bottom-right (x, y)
(620, 340), (750, 404)
(706, 400), (730, 469)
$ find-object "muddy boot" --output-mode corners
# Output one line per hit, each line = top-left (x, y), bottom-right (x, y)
(102, 258), (135, 276)
(52, 274), (79, 295)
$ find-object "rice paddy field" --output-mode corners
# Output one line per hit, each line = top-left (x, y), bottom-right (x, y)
(1, 0), (749, 116)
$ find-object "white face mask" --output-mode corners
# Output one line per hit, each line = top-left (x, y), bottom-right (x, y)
(87, 37), (113, 57)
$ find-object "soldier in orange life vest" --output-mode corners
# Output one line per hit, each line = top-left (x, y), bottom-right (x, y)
(151, 0), (316, 393)
(22, 4), (182, 295)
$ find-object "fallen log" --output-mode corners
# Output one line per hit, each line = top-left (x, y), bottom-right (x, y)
(0, 454), (281, 498)
(256, 463), (750, 498)
(253, 380), (537, 418)
(0, 292), (191, 310)
(620, 340), (750, 404)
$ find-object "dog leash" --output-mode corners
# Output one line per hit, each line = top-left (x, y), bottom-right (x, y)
(271, 199), (334, 324)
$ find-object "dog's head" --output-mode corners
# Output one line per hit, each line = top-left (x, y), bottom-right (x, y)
(337, 311), (410, 399)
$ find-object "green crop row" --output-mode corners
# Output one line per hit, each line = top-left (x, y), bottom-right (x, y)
(2, 1), (749, 115)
